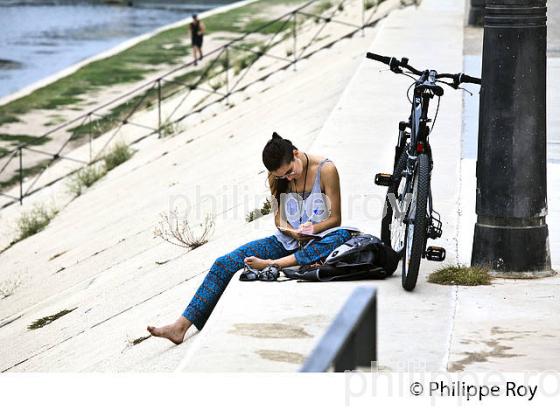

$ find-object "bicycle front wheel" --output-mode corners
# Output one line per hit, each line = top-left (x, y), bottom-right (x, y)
(402, 153), (430, 291)
(381, 149), (407, 256)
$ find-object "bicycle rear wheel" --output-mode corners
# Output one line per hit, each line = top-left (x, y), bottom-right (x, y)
(402, 153), (430, 291)
(381, 149), (407, 257)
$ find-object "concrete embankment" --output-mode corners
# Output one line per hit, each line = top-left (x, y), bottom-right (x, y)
(0, 0), (558, 373)
(0, 0), (405, 371)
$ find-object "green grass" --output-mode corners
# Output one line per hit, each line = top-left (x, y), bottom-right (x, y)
(230, 39), (287, 76)
(315, 0), (334, 15)
(68, 63), (211, 142)
(230, 40), (265, 74)
(0, 83), (87, 126)
(131, 335), (151, 345)
(0, 25), (189, 126)
(28, 308), (77, 330)
(1, 141), (131, 200)
(364, 0), (376, 10)
(104, 142), (134, 171)
(43, 114), (67, 127)
(0, 113), (21, 125)
(68, 66), (209, 142)
(0, 133), (51, 147)
(68, 92), (155, 142)
(365, 0), (385, 10)
(244, 18), (293, 35)
(15, 203), (59, 242)
(427, 264), (492, 286)
(0, 0), (314, 130)
(246, 198), (272, 222)
(0, 159), (52, 190)
(159, 121), (179, 138)
(66, 164), (107, 196)
(210, 78), (225, 91)
(193, 94), (211, 109)
(70, 52), (231, 141)
(0, 1), (307, 126)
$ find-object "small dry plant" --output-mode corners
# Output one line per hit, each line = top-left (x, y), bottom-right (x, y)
(153, 209), (215, 250)
(0, 277), (22, 299)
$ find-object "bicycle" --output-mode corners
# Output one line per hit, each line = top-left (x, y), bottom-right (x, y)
(365, 52), (481, 291)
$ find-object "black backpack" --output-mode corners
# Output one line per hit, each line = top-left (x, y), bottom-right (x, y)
(283, 233), (399, 282)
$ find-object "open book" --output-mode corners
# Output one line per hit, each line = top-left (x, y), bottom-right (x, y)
(278, 226), (360, 240)
(277, 226), (322, 239)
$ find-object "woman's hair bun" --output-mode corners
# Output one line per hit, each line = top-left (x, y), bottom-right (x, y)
(262, 131), (296, 172)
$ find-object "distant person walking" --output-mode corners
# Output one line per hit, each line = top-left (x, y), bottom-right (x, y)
(189, 14), (205, 65)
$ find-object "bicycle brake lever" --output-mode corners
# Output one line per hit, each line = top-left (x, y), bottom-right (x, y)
(437, 80), (476, 96)
(458, 86), (474, 96)
(436, 79), (457, 89)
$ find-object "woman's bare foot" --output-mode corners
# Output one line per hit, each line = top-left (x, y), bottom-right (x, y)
(244, 256), (273, 270)
(147, 316), (191, 345)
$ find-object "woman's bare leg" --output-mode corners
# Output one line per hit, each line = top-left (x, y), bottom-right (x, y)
(148, 236), (290, 343)
(147, 316), (192, 345)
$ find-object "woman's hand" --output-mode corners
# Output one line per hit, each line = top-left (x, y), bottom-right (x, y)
(297, 221), (314, 236)
(280, 226), (312, 242)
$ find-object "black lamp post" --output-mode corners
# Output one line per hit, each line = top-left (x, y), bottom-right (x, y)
(471, 0), (553, 276)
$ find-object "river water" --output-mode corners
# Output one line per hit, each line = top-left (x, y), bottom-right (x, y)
(0, 0), (237, 99)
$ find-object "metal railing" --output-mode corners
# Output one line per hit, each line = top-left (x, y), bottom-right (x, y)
(300, 286), (377, 372)
(0, 0), (390, 209)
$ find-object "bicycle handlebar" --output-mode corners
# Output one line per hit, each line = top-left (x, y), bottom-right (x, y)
(365, 52), (481, 87)
(437, 72), (481, 86)
(365, 52), (392, 65)
(366, 52), (422, 75)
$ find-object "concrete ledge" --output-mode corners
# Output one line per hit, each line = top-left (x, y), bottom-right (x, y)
(490, 270), (558, 280)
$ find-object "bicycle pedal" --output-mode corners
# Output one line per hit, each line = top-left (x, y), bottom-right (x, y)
(375, 173), (392, 187)
(427, 225), (443, 239)
(427, 211), (443, 239)
(426, 246), (446, 262)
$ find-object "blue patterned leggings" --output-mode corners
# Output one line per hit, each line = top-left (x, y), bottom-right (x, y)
(183, 229), (352, 330)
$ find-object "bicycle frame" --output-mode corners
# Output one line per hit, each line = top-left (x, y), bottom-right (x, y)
(368, 51), (481, 288)
(399, 70), (439, 249)
(388, 70), (441, 260)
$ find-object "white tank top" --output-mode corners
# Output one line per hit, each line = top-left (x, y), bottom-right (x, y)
(272, 158), (358, 250)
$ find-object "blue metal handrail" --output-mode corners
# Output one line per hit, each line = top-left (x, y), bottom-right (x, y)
(300, 286), (377, 372)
